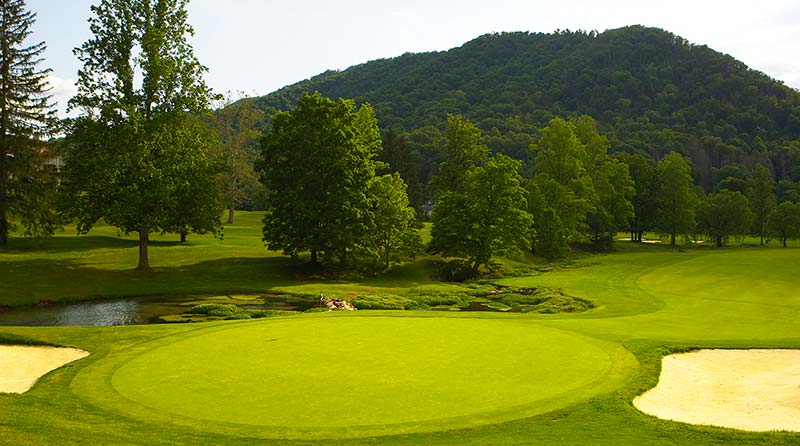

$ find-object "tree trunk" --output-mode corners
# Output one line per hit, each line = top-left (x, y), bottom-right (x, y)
(136, 229), (152, 271)
(716, 236), (723, 248)
(670, 231), (676, 246)
(760, 232), (764, 246)
(310, 249), (318, 266)
(227, 204), (235, 224)
(180, 231), (187, 243)
(783, 237), (787, 248)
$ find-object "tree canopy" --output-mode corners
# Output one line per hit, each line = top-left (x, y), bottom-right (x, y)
(61, 0), (220, 271)
(257, 92), (381, 267)
(0, 0), (57, 244)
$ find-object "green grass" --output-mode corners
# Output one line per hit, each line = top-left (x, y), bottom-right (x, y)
(0, 212), (799, 444)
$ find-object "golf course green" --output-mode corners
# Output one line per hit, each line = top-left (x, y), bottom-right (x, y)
(0, 212), (799, 445)
(75, 317), (633, 438)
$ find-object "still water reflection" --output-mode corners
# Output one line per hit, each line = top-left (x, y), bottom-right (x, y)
(0, 300), (144, 326)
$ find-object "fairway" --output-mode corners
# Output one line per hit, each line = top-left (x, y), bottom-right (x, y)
(75, 316), (633, 438)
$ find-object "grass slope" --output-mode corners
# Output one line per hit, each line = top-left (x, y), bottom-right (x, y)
(0, 212), (799, 445)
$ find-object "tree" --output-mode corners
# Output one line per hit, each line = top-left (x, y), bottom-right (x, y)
(767, 201), (800, 248)
(574, 116), (634, 248)
(366, 173), (421, 269)
(428, 114), (488, 197)
(214, 95), (265, 224)
(61, 0), (220, 271)
(618, 153), (659, 242)
(528, 117), (595, 257)
(257, 92), (380, 267)
(748, 164), (776, 245)
(0, 0), (57, 245)
(429, 154), (532, 276)
(697, 190), (753, 247)
(657, 152), (697, 245)
(379, 128), (421, 215)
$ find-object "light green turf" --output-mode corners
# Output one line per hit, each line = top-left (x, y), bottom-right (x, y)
(73, 315), (634, 439)
(2, 213), (800, 445)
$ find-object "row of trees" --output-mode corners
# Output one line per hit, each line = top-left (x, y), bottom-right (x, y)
(4, 0), (800, 274)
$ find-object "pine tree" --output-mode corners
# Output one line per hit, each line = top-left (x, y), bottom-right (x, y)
(0, 0), (56, 245)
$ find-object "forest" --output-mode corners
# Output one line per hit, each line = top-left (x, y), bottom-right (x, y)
(253, 26), (800, 203)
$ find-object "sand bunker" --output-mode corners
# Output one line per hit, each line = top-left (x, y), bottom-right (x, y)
(0, 345), (89, 394)
(634, 349), (800, 432)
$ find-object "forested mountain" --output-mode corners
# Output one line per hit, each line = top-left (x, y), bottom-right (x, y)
(252, 26), (800, 192)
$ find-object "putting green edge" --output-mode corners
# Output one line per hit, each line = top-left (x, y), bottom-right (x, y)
(70, 313), (638, 440)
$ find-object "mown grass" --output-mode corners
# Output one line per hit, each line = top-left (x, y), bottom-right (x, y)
(0, 212), (799, 444)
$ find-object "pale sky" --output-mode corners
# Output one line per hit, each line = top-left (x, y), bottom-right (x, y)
(25, 0), (800, 117)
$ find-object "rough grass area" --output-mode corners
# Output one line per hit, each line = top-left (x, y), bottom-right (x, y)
(352, 284), (593, 313)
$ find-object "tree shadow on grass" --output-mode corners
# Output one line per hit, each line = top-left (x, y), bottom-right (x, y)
(0, 256), (438, 306)
(0, 236), (139, 253)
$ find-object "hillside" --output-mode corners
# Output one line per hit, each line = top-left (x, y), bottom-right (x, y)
(252, 26), (800, 190)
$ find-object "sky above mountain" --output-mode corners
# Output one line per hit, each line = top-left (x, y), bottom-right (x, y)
(27, 0), (800, 117)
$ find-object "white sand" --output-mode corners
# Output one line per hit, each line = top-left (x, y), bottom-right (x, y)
(634, 349), (800, 432)
(0, 345), (89, 394)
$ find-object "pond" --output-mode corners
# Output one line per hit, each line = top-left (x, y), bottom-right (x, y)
(0, 294), (319, 327)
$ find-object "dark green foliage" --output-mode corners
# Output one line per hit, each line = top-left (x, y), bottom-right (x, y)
(62, 0), (220, 270)
(618, 153), (659, 241)
(186, 303), (294, 320)
(768, 201), (800, 247)
(252, 26), (800, 183)
(257, 92), (381, 267)
(697, 190), (753, 247)
(379, 128), (422, 214)
(428, 114), (488, 197)
(0, 0), (58, 244)
(365, 173), (422, 269)
(213, 97), (266, 222)
(429, 153), (532, 276)
(748, 164), (777, 244)
(657, 152), (697, 245)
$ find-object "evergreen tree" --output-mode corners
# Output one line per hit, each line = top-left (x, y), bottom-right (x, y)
(62, 0), (220, 271)
(0, 0), (57, 244)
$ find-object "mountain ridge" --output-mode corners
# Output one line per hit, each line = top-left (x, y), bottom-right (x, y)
(251, 26), (800, 190)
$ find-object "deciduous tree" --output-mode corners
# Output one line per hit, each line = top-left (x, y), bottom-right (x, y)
(429, 154), (532, 276)
(366, 173), (421, 269)
(748, 164), (776, 245)
(697, 190), (753, 247)
(257, 92), (380, 267)
(428, 114), (488, 197)
(657, 152), (697, 245)
(61, 0), (220, 271)
(768, 201), (800, 248)
(214, 95), (265, 224)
